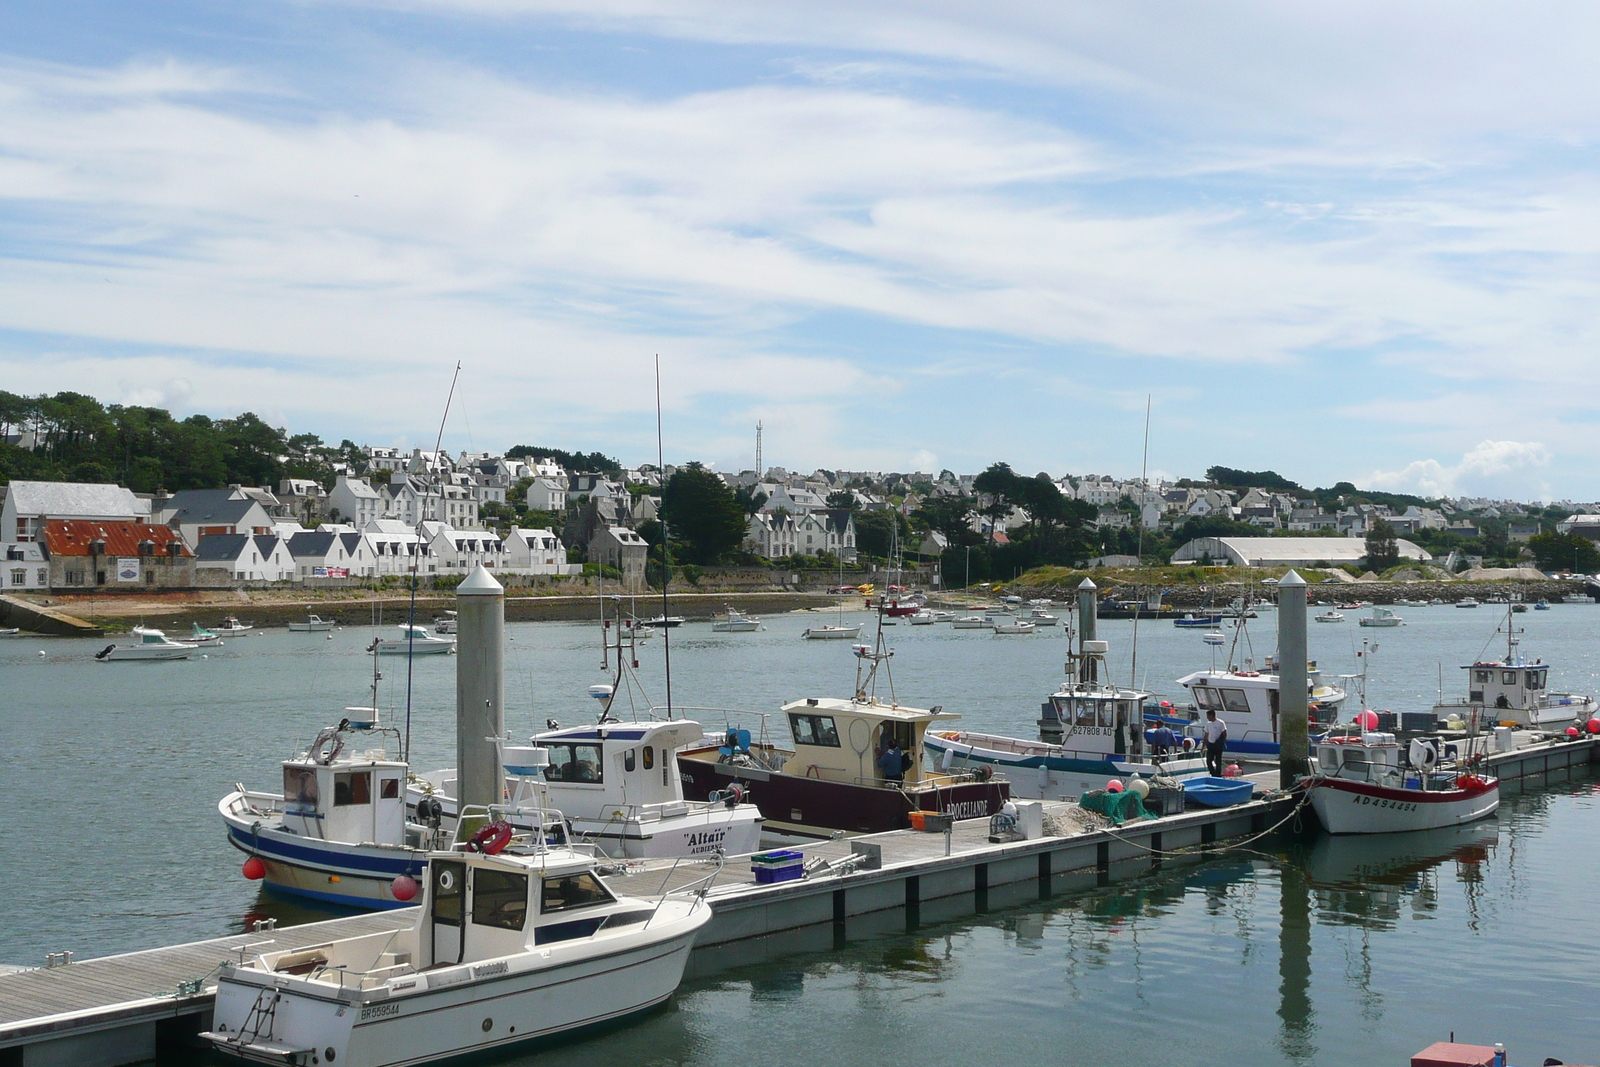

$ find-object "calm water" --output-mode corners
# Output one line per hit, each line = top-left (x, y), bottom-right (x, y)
(3, 599), (1599, 1064)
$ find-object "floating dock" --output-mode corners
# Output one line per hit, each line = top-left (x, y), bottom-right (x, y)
(3, 734), (1593, 1067)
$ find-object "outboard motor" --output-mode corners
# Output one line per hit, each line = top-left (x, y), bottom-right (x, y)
(95, 644), (115, 660)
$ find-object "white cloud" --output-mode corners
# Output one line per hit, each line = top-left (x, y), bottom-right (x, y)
(1366, 440), (1552, 498)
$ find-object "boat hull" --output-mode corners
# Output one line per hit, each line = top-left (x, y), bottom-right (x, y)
(802, 626), (861, 640)
(711, 621), (761, 632)
(96, 644), (194, 661)
(288, 623), (334, 632)
(222, 793), (426, 909)
(371, 639), (455, 655)
(677, 751), (1008, 840)
(207, 907), (705, 1067)
(922, 731), (1209, 800)
(1309, 777), (1499, 835)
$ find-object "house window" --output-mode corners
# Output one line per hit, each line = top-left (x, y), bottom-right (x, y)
(36, 569), (47, 586)
(65, 569), (85, 586)
(9, 569), (23, 586)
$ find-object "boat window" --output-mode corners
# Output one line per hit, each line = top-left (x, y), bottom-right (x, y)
(1502, 671), (1517, 685)
(1475, 670), (1491, 684)
(789, 713), (841, 747)
(624, 749), (635, 772)
(1192, 687), (1220, 711)
(642, 746), (654, 770)
(1221, 689), (1251, 714)
(542, 744), (604, 784)
(432, 861), (464, 926)
(380, 778), (400, 800)
(1097, 702), (1114, 728)
(1527, 671), (1545, 690)
(471, 869), (528, 931)
(334, 772), (371, 806)
(284, 767), (318, 806)
(1073, 701), (1096, 728)
(541, 872), (616, 913)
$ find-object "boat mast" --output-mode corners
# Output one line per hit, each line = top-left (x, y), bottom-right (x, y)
(1129, 394), (1151, 688)
(654, 354), (673, 720)
(404, 360), (461, 763)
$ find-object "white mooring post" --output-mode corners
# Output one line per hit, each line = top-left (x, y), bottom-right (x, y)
(456, 565), (506, 813)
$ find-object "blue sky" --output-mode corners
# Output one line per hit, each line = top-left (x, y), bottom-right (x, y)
(3, 2), (1599, 498)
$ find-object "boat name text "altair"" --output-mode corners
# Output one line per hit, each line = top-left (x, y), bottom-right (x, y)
(686, 828), (729, 854)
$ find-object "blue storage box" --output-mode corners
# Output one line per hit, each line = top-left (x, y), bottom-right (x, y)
(751, 850), (804, 883)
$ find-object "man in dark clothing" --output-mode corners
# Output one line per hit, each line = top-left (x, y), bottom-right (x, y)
(1150, 724), (1178, 758)
(1202, 710), (1228, 777)
(877, 740), (905, 783)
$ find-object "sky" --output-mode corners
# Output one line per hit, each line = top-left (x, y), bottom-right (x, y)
(3, 2), (1599, 499)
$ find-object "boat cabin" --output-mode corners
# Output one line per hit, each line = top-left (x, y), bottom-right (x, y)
(1312, 733), (1401, 785)
(280, 721), (409, 847)
(1038, 683), (1149, 754)
(778, 696), (959, 787)
(1463, 660), (1548, 715)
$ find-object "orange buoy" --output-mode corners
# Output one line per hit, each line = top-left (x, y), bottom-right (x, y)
(242, 856), (266, 880)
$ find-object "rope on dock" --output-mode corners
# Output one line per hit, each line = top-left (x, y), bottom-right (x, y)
(1090, 786), (1312, 860)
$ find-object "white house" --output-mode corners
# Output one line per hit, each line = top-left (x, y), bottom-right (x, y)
(194, 533), (295, 582)
(329, 474), (386, 528)
(2, 541), (49, 591)
(159, 488), (275, 549)
(285, 529), (374, 579)
(744, 512), (799, 559)
(422, 522), (509, 574)
(2, 480), (147, 543)
(525, 477), (568, 513)
(362, 519), (435, 576)
(503, 527), (572, 575)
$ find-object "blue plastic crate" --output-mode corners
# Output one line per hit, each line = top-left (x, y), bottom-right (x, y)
(753, 864), (804, 884)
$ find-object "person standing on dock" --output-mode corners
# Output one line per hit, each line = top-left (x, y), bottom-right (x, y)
(877, 739), (906, 783)
(1203, 710), (1228, 777)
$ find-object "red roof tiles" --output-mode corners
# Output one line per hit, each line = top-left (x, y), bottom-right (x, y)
(41, 520), (193, 558)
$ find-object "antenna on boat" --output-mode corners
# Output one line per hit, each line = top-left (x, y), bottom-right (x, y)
(1129, 393), (1152, 688)
(403, 360), (461, 762)
(655, 354), (673, 721)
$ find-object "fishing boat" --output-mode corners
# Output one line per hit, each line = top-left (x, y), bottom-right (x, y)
(950, 615), (990, 629)
(1455, 598), (1480, 609)
(1027, 610), (1059, 626)
(204, 821), (711, 1067)
(93, 626), (197, 661)
(1430, 604), (1598, 730)
(368, 623), (456, 655)
(410, 717), (764, 860)
(188, 622), (226, 646)
(1563, 593), (1596, 604)
(220, 712), (439, 908)
(991, 619), (1036, 635)
(1314, 610), (1345, 623)
(638, 615), (685, 628)
(710, 606), (763, 632)
(677, 643), (1008, 842)
(1358, 606), (1403, 628)
(432, 610), (458, 634)
(1307, 729), (1499, 834)
(1170, 659), (1348, 757)
(216, 616), (253, 633)
(1173, 613), (1224, 628)
(288, 613), (335, 632)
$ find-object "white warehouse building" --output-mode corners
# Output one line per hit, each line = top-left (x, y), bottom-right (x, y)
(1170, 536), (1432, 568)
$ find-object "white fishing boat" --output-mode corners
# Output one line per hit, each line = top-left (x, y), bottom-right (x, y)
(93, 626), (197, 661)
(1308, 730), (1498, 834)
(369, 623), (456, 655)
(1027, 610), (1060, 626)
(288, 614), (335, 632)
(204, 823), (711, 1067)
(908, 611), (938, 625)
(432, 610), (458, 634)
(991, 619), (1037, 635)
(639, 615), (685, 628)
(1563, 594), (1595, 604)
(216, 615), (253, 633)
(951, 615), (990, 629)
(1358, 606), (1403, 628)
(1314, 610), (1345, 623)
(1170, 659), (1348, 758)
(187, 622), (226, 647)
(410, 717), (764, 860)
(1430, 605), (1599, 730)
(1455, 598), (1480, 609)
(710, 606), (763, 632)
(220, 712), (441, 909)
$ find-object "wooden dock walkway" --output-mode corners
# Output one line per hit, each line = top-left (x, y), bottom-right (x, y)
(3, 734), (1593, 1067)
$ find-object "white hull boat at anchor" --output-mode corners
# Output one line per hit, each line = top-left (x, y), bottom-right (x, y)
(94, 625), (197, 661)
(205, 814), (712, 1067)
(802, 624), (861, 640)
(368, 623), (456, 656)
(288, 614), (335, 632)
(710, 607), (763, 632)
(1431, 603), (1599, 731)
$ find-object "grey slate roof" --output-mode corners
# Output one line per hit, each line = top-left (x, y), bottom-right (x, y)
(285, 531), (337, 558)
(195, 533), (250, 562)
(164, 490), (258, 525)
(6, 480), (145, 519)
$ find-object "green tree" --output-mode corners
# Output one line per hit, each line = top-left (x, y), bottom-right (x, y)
(909, 495), (977, 547)
(1365, 518), (1400, 571)
(660, 463), (748, 564)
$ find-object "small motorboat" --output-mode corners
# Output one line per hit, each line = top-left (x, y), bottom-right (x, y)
(215, 616), (253, 633)
(1358, 606), (1403, 628)
(1173, 613), (1223, 628)
(432, 610), (458, 634)
(711, 607), (763, 632)
(802, 624), (863, 640)
(1308, 730), (1498, 834)
(908, 611), (938, 625)
(188, 622), (226, 647)
(287, 614), (335, 632)
(1314, 610), (1345, 623)
(368, 623), (456, 655)
(1534, 600), (1551, 610)
(0, 627), (21, 636)
(639, 615), (686, 628)
(204, 822), (711, 1066)
(1455, 598), (1480, 609)
(991, 619), (1036, 635)
(94, 626), (197, 661)
(1027, 610), (1059, 626)
(1181, 776), (1255, 808)
(951, 615), (990, 629)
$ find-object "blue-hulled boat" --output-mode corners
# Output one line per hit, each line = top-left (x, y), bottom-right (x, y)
(1181, 776), (1255, 807)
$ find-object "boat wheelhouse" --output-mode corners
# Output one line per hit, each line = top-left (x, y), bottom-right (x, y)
(1431, 605), (1598, 730)
(1170, 661), (1347, 757)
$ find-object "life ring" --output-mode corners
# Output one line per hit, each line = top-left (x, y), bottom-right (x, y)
(311, 730), (344, 766)
(466, 820), (514, 855)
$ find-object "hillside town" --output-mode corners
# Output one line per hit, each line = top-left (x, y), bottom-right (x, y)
(5, 431), (1600, 597)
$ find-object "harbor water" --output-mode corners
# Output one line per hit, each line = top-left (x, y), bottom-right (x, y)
(3, 599), (1598, 1064)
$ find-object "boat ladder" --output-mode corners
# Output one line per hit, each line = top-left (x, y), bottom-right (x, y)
(238, 987), (282, 1045)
